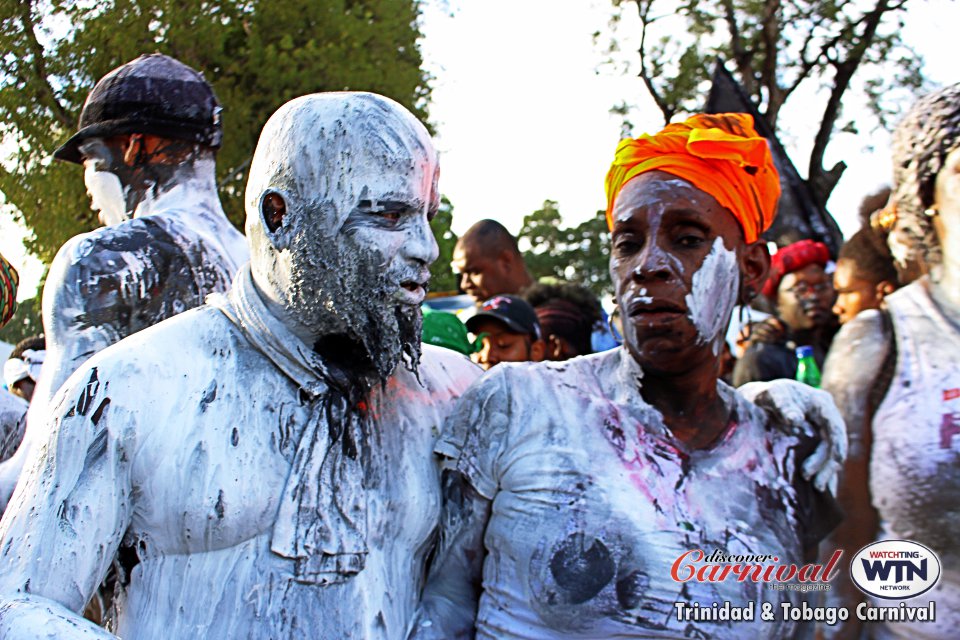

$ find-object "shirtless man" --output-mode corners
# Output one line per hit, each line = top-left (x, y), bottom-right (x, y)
(0, 92), (479, 639)
(0, 54), (247, 510)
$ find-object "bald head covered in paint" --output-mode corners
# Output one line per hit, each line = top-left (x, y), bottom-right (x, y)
(246, 92), (440, 381)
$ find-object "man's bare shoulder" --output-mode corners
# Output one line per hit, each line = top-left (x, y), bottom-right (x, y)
(55, 306), (238, 397)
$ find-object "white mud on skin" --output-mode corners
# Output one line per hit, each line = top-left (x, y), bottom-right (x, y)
(686, 238), (739, 355)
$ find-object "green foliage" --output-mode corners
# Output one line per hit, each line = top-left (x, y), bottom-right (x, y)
(429, 195), (459, 294)
(0, 295), (42, 346)
(0, 0), (432, 263)
(517, 200), (612, 297)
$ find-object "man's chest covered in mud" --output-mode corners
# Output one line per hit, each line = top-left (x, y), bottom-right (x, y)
(125, 375), (442, 559)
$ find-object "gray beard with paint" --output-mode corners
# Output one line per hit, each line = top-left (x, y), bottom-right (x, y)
(286, 229), (422, 385)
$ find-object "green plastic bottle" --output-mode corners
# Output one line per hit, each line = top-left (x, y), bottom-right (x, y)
(795, 345), (821, 388)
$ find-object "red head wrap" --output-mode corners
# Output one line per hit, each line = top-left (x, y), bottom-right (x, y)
(761, 239), (831, 298)
(604, 113), (780, 243)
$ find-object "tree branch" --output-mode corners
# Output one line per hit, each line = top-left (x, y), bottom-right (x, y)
(634, 0), (674, 123)
(18, 0), (73, 129)
(760, 0), (783, 127)
(720, 0), (757, 100)
(809, 0), (893, 205)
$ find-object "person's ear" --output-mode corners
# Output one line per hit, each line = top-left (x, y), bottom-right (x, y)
(122, 134), (144, 165)
(876, 280), (896, 301)
(547, 334), (564, 360)
(260, 190), (291, 250)
(738, 241), (771, 305)
(529, 338), (546, 363)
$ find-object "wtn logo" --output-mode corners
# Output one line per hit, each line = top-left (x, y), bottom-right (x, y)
(861, 558), (927, 583)
(851, 541), (941, 600)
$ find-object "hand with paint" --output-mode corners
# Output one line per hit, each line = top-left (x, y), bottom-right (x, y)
(739, 379), (847, 494)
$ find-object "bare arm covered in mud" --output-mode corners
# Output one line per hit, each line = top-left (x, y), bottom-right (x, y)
(407, 466), (491, 639)
(820, 310), (890, 639)
(0, 367), (133, 639)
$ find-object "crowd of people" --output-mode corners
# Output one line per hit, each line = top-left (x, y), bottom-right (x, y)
(0, 50), (953, 640)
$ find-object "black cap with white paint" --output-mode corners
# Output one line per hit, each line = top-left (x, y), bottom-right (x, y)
(54, 53), (222, 164)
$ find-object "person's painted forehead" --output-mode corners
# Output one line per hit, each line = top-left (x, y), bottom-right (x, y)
(611, 173), (734, 231)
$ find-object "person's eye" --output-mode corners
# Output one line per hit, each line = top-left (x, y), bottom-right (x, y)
(613, 236), (641, 254)
(676, 235), (705, 248)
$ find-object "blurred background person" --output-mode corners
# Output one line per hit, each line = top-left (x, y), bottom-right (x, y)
(451, 220), (534, 304)
(3, 336), (45, 404)
(466, 295), (545, 369)
(831, 188), (900, 325)
(522, 281), (599, 361)
(734, 239), (838, 386)
(823, 83), (960, 640)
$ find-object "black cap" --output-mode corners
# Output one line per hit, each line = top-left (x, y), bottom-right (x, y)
(54, 53), (222, 164)
(466, 295), (541, 339)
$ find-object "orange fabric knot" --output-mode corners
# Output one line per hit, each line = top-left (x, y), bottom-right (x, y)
(604, 113), (781, 244)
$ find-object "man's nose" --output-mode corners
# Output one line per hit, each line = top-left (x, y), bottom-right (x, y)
(404, 216), (439, 266)
(631, 242), (673, 282)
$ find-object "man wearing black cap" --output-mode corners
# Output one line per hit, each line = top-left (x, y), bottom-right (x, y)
(38, 53), (247, 408)
(467, 294), (546, 369)
(0, 54), (247, 509)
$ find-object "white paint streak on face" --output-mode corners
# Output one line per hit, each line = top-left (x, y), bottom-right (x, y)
(685, 237), (739, 355)
(629, 287), (652, 305)
(83, 164), (130, 227)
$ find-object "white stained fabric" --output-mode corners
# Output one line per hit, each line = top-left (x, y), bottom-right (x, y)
(438, 349), (813, 640)
(869, 277), (960, 640)
(0, 283), (479, 639)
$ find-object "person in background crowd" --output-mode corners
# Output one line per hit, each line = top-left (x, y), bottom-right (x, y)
(3, 336), (45, 404)
(832, 228), (899, 325)
(733, 239), (838, 386)
(451, 220), (534, 304)
(823, 83), (960, 640)
(0, 53), (248, 511)
(831, 188), (900, 325)
(466, 294), (545, 369)
(522, 281), (599, 361)
(0, 254), (24, 465)
(421, 308), (479, 357)
(410, 113), (845, 640)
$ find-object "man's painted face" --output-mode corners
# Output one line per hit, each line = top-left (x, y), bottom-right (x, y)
(832, 258), (880, 325)
(79, 138), (131, 227)
(285, 141), (440, 381)
(451, 242), (511, 303)
(776, 263), (835, 331)
(470, 318), (533, 370)
(609, 172), (743, 375)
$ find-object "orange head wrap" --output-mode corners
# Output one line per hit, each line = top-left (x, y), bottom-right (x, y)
(604, 113), (780, 244)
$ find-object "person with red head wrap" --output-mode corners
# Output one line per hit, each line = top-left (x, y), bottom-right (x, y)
(733, 239), (839, 387)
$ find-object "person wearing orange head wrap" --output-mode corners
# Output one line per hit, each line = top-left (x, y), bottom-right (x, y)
(409, 114), (846, 640)
(605, 113), (780, 243)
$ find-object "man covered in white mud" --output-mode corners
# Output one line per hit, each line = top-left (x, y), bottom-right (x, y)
(0, 92), (479, 639)
(0, 54), (248, 509)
